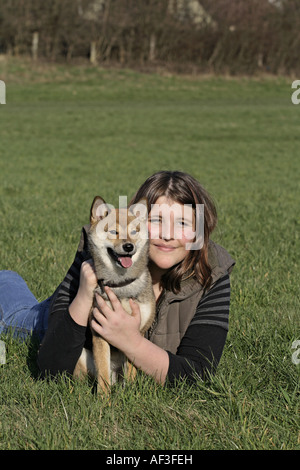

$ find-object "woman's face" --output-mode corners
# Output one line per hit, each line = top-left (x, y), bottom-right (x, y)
(148, 196), (195, 271)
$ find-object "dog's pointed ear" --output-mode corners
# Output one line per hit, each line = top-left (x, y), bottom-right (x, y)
(90, 196), (109, 224)
(129, 198), (148, 221)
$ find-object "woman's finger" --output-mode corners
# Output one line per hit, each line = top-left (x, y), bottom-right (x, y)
(92, 307), (106, 323)
(90, 317), (103, 335)
(94, 293), (111, 314)
(104, 286), (121, 309)
(129, 298), (140, 316)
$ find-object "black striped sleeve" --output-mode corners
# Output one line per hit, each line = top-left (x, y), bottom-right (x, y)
(190, 273), (230, 331)
(53, 252), (85, 300)
(166, 273), (231, 384)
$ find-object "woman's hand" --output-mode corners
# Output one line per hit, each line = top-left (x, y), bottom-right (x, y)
(69, 259), (98, 326)
(91, 286), (143, 353)
(78, 259), (98, 302)
(91, 286), (169, 384)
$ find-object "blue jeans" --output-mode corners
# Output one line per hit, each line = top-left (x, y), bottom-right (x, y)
(0, 270), (51, 341)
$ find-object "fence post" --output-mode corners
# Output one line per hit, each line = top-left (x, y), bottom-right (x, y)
(32, 31), (39, 61)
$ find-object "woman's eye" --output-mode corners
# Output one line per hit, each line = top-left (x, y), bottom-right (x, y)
(150, 218), (161, 224)
(177, 219), (192, 227)
(176, 220), (186, 227)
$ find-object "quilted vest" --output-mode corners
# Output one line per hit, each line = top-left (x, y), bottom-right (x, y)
(147, 241), (235, 354)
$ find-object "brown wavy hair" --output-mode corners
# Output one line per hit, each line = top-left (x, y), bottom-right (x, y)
(130, 171), (217, 293)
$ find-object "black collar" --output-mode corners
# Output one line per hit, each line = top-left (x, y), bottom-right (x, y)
(97, 278), (136, 292)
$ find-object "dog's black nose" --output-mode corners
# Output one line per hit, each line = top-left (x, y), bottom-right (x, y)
(123, 243), (134, 253)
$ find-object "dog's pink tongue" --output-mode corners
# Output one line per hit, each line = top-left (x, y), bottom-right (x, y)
(119, 257), (133, 268)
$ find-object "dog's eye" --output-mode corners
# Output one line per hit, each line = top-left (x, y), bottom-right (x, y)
(109, 229), (118, 235)
(130, 225), (140, 235)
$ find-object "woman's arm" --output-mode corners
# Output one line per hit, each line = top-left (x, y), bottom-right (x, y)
(68, 259), (97, 326)
(37, 308), (87, 378)
(166, 273), (231, 383)
(166, 324), (228, 384)
(37, 251), (97, 378)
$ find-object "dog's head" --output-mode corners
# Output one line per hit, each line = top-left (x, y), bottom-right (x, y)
(88, 196), (149, 273)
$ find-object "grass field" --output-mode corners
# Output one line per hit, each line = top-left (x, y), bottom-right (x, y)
(0, 57), (299, 450)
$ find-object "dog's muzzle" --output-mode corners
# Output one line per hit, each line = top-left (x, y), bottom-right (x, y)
(107, 243), (135, 268)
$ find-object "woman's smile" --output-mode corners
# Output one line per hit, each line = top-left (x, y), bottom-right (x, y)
(153, 243), (178, 252)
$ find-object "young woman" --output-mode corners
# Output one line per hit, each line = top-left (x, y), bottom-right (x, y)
(0, 171), (235, 385)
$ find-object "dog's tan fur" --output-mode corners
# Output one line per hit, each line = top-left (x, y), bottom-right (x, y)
(73, 196), (155, 394)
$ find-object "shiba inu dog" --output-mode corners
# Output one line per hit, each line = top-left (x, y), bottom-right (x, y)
(74, 196), (156, 394)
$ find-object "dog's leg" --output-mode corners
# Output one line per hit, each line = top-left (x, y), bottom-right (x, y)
(92, 335), (111, 395)
(126, 361), (137, 382)
(74, 348), (96, 379)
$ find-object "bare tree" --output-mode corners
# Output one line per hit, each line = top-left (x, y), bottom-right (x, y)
(0, 0), (299, 74)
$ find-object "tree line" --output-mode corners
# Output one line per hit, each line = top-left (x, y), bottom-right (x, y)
(0, 0), (299, 75)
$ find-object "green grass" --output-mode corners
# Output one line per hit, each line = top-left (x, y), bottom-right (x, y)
(0, 57), (299, 450)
